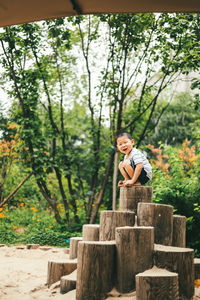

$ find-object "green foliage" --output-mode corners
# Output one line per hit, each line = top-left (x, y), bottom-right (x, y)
(144, 92), (200, 147)
(0, 205), (82, 246)
(150, 142), (200, 256)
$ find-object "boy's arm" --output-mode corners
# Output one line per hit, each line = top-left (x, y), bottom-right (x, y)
(124, 162), (143, 186)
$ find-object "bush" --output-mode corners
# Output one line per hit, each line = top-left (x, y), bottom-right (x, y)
(0, 205), (82, 247)
(150, 141), (200, 257)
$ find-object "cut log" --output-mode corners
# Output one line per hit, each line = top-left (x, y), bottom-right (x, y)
(154, 244), (194, 300)
(137, 203), (173, 246)
(136, 266), (179, 300)
(195, 258), (200, 280)
(82, 224), (100, 241)
(47, 259), (77, 287)
(26, 244), (40, 249)
(115, 226), (154, 293)
(100, 210), (135, 241)
(119, 186), (152, 213)
(172, 215), (186, 247)
(69, 237), (82, 259)
(60, 269), (77, 294)
(76, 241), (116, 300)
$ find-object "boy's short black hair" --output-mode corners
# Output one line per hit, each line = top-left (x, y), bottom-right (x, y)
(115, 132), (132, 142)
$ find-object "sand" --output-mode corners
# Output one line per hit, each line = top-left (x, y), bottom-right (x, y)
(0, 244), (199, 300)
(0, 245), (72, 300)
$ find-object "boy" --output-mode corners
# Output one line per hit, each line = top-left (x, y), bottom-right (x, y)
(116, 132), (152, 187)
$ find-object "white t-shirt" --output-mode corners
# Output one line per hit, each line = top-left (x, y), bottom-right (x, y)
(124, 148), (152, 180)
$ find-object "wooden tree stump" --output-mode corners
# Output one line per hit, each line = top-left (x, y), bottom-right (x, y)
(60, 269), (77, 294)
(76, 241), (116, 300)
(100, 210), (135, 241)
(154, 244), (194, 300)
(82, 224), (100, 241)
(119, 186), (152, 213)
(172, 215), (186, 247)
(137, 203), (173, 246)
(47, 259), (77, 287)
(69, 237), (82, 259)
(136, 266), (179, 300)
(195, 258), (200, 279)
(115, 226), (154, 293)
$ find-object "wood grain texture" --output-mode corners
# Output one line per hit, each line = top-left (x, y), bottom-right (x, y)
(100, 210), (135, 241)
(172, 215), (186, 247)
(195, 258), (200, 280)
(82, 224), (100, 241)
(115, 226), (154, 293)
(119, 186), (152, 213)
(69, 237), (82, 259)
(136, 266), (179, 300)
(60, 269), (77, 294)
(76, 241), (116, 300)
(154, 244), (194, 300)
(47, 259), (77, 287)
(137, 203), (173, 245)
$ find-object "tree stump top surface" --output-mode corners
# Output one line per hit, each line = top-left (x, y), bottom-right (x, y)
(173, 215), (186, 219)
(195, 258), (200, 263)
(79, 240), (116, 246)
(61, 269), (77, 281)
(138, 202), (173, 209)
(154, 244), (194, 253)
(120, 185), (152, 190)
(136, 266), (178, 277)
(83, 224), (100, 228)
(48, 258), (78, 263)
(70, 237), (83, 240)
(116, 225), (154, 231)
(101, 210), (135, 214)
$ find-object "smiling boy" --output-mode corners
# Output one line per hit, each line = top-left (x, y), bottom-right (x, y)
(116, 132), (152, 187)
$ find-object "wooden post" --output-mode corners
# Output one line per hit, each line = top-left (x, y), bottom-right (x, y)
(47, 259), (77, 287)
(69, 237), (82, 259)
(76, 241), (116, 300)
(99, 210), (135, 241)
(154, 244), (194, 300)
(82, 224), (99, 241)
(60, 269), (76, 294)
(172, 215), (186, 247)
(119, 186), (152, 213)
(112, 151), (119, 210)
(195, 258), (200, 280)
(136, 266), (179, 300)
(137, 203), (173, 246)
(115, 226), (154, 293)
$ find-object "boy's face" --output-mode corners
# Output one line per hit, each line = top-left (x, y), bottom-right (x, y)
(117, 136), (134, 155)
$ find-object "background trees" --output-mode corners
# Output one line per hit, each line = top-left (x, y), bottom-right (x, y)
(0, 13), (199, 235)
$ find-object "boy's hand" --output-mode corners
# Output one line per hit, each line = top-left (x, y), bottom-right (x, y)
(118, 180), (125, 187)
(124, 180), (134, 186)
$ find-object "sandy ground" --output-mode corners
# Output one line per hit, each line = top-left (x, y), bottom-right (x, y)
(0, 245), (199, 300)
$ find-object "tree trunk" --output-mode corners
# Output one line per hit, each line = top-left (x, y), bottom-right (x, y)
(136, 266), (179, 300)
(172, 215), (186, 248)
(99, 210), (135, 241)
(115, 226), (154, 293)
(89, 152), (115, 224)
(137, 203), (173, 246)
(76, 241), (116, 300)
(47, 259), (77, 287)
(60, 269), (77, 294)
(112, 151), (119, 210)
(0, 172), (33, 208)
(69, 237), (83, 259)
(82, 224), (100, 241)
(119, 186), (152, 213)
(154, 244), (194, 300)
(194, 258), (200, 280)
